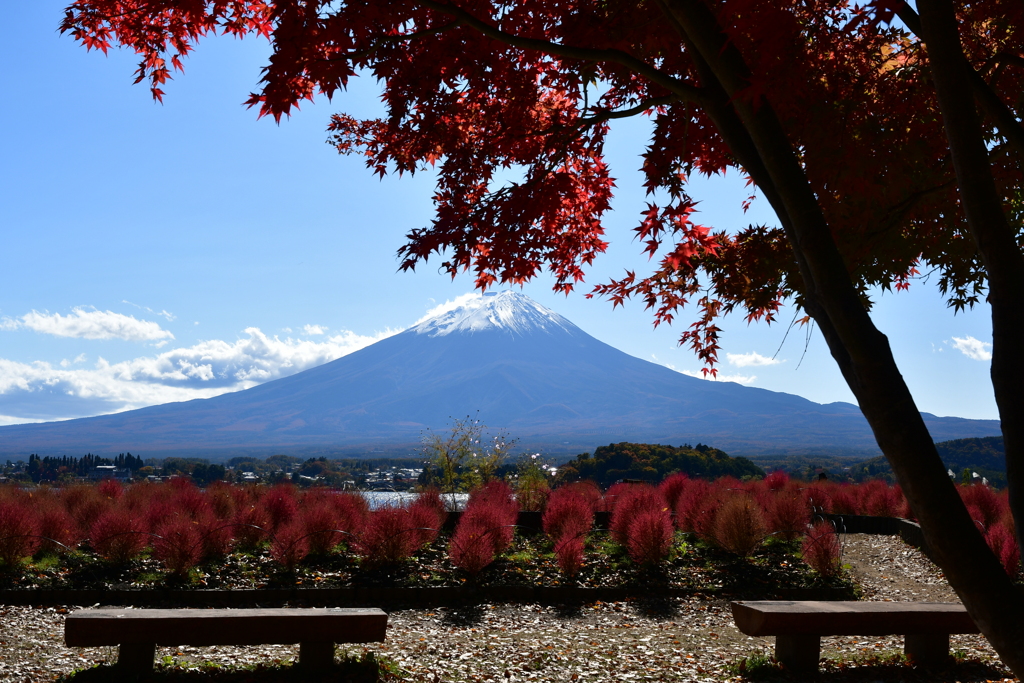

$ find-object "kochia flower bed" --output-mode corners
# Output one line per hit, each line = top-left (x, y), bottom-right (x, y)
(0, 473), (1016, 595)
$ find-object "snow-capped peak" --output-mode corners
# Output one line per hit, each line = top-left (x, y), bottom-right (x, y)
(411, 291), (579, 338)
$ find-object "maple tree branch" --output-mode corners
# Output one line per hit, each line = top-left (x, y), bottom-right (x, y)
(577, 95), (678, 125)
(412, 0), (706, 105)
(321, 20), (464, 63)
(894, 1), (1024, 161)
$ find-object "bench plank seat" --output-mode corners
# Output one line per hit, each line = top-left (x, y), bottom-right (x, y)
(731, 601), (978, 672)
(65, 607), (387, 674)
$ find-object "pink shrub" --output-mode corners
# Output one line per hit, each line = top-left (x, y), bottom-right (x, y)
(262, 484), (299, 532)
(408, 490), (446, 549)
(0, 500), (40, 568)
(862, 481), (901, 517)
(714, 495), (767, 556)
(802, 484), (834, 515)
(626, 506), (674, 566)
(986, 522), (1020, 577)
(332, 492), (370, 536)
(230, 504), (271, 550)
(36, 502), (80, 554)
(959, 484), (1003, 529)
(170, 482), (211, 520)
(464, 481), (518, 551)
(801, 520), (842, 577)
(90, 508), (149, 564)
(553, 535), (585, 577)
(675, 479), (719, 541)
(356, 507), (416, 567)
(543, 488), (594, 543)
(63, 485), (111, 537)
(97, 478), (123, 500)
(761, 491), (810, 541)
(449, 512), (501, 575)
(564, 481), (603, 512)
(206, 482), (237, 520)
(763, 470), (789, 491)
(196, 512), (234, 560)
(270, 519), (309, 571)
(601, 482), (632, 514)
(657, 474), (690, 520)
(829, 485), (860, 516)
(300, 503), (344, 556)
(153, 515), (204, 577)
(609, 485), (664, 545)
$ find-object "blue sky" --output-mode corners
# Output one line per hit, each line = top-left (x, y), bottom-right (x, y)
(0, 3), (999, 428)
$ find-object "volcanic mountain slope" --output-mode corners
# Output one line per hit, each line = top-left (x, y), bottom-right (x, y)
(0, 291), (1000, 457)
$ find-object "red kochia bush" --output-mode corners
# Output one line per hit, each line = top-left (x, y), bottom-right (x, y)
(657, 474), (690, 519)
(356, 506), (416, 567)
(626, 506), (674, 566)
(97, 478), (123, 500)
(0, 500), (40, 568)
(986, 522), (1020, 577)
(609, 485), (665, 545)
(760, 490), (809, 541)
(449, 481), (519, 574)
(828, 485), (860, 516)
(554, 536), (585, 578)
(801, 520), (842, 577)
(36, 501), (80, 555)
(270, 519), (309, 571)
(408, 489), (446, 549)
(675, 479), (720, 541)
(300, 489), (344, 555)
(959, 484), (1004, 529)
(714, 495), (767, 556)
(90, 508), (149, 564)
(153, 515), (203, 576)
(564, 481), (603, 512)
(262, 484), (299, 532)
(230, 504), (271, 550)
(763, 470), (790, 491)
(543, 488), (594, 543)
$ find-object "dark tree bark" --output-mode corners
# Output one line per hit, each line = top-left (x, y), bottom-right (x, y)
(660, 0), (1024, 674)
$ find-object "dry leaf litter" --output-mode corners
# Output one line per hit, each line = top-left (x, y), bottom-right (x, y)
(0, 533), (1015, 681)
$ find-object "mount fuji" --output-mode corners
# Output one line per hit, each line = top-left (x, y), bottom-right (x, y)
(0, 291), (1000, 458)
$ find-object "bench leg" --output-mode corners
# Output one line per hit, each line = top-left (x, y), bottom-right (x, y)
(117, 643), (155, 675)
(775, 635), (820, 672)
(905, 633), (949, 665)
(299, 641), (336, 671)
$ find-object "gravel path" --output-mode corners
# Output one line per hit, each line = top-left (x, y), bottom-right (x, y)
(0, 534), (1016, 682)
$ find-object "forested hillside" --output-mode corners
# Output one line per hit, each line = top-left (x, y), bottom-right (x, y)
(554, 442), (763, 487)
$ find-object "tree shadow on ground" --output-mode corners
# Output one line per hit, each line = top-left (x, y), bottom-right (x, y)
(58, 653), (400, 683)
(439, 602), (486, 627)
(730, 652), (1014, 682)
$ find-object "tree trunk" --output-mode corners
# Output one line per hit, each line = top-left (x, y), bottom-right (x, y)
(917, 0), (1024, 564)
(661, 0), (1024, 674)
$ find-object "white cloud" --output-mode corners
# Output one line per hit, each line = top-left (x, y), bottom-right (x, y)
(303, 324), (327, 336)
(0, 326), (400, 423)
(726, 351), (782, 367)
(951, 336), (992, 361)
(682, 369), (757, 384)
(3, 308), (174, 342)
(414, 293), (484, 325)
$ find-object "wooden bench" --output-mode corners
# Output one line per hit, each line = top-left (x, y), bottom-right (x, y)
(731, 601), (979, 672)
(64, 607), (387, 675)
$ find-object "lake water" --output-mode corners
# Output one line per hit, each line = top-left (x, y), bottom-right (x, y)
(360, 491), (468, 510)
